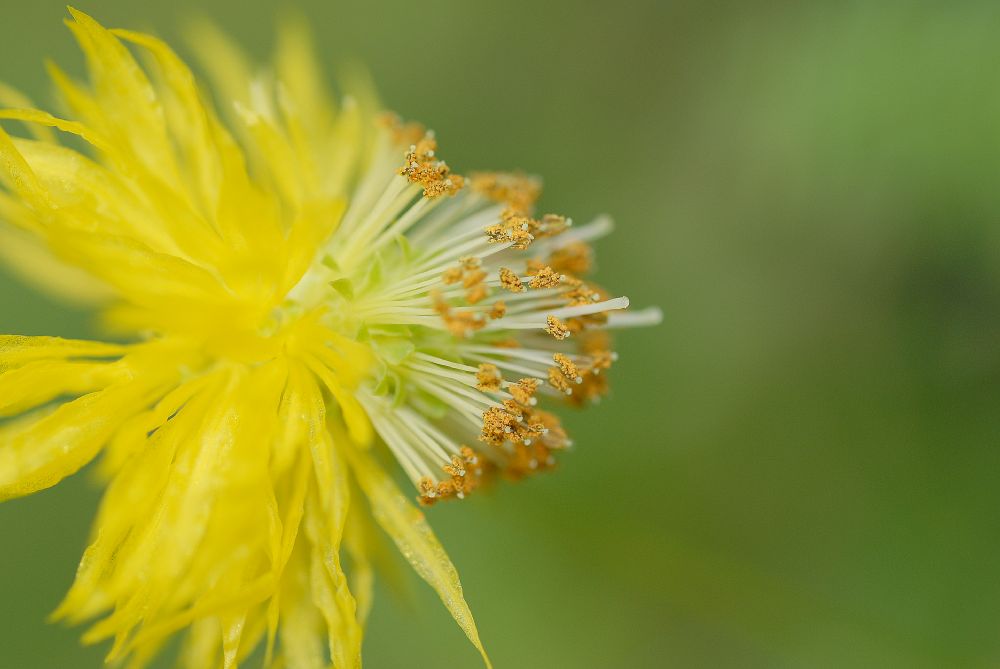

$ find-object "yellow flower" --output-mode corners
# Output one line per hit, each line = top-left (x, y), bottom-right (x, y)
(0, 8), (661, 668)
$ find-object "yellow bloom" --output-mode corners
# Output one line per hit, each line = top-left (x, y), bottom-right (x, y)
(0, 8), (660, 668)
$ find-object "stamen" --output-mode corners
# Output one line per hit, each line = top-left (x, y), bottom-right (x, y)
(378, 111), (426, 145)
(508, 378), (540, 406)
(547, 366), (574, 395)
(553, 353), (582, 382)
(399, 133), (465, 198)
(475, 363), (503, 392)
(545, 316), (571, 340)
(547, 240), (593, 276)
(528, 266), (564, 289)
(469, 171), (542, 213)
(499, 267), (525, 293)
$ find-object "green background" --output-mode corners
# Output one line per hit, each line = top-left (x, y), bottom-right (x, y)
(2, 0), (1000, 667)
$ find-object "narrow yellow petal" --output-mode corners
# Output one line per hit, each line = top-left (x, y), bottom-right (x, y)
(283, 363), (363, 667)
(0, 381), (161, 501)
(0, 83), (56, 142)
(346, 447), (492, 668)
(178, 619), (223, 669)
(278, 542), (325, 669)
(221, 613), (247, 669)
(65, 8), (178, 179)
(110, 29), (224, 213)
(342, 505), (376, 629)
(0, 334), (124, 370)
(0, 225), (113, 304)
(0, 124), (52, 212)
(0, 358), (128, 417)
(0, 107), (110, 151)
(303, 354), (372, 447)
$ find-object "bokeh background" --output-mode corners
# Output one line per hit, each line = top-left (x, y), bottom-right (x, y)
(2, 0), (999, 667)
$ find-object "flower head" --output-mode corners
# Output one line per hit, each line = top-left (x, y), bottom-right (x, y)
(0, 9), (661, 668)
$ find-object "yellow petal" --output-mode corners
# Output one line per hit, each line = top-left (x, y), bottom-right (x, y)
(292, 365), (363, 667)
(346, 447), (492, 668)
(0, 224), (113, 304)
(0, 83), (56, 142)
(178, 619), (223, 669)
(0, 337), (173, 503)
(0, 379), (163, 501)
(342, 503), (377, 629)
(0, 358), (128, 417)
(65, 8), (178, 181)
(278, 541), (325, 669)
(0, 334), (124, 371)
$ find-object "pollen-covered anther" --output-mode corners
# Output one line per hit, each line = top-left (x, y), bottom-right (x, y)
(492, 338), (521, 348)
(469, 171), (542, 213)
(442, 259), (490, 303)
(547, 367), (573, 395)
(563, 283), (603, 306)
(419, 447), (491, 506)
(545, 316), (571, 340)
(501, 399), (525, 422)
(499, 408), (545, 445)
(489, 301), (507, 320)
(528, 266), (564, 289)
(580, 329), (613, 356)
(509, 377), (540, 406)
(503, 440), (560, 480)
(537, 213), (571, 238)
(432, 292), (487, 337)
(548, 241), (594, 276)
(587, 350), (615, 373)
(553, 353), (582, 382)
(525, 258), (546, 275)
(443, 454), (467, 478)
(399, 133), (465, 197)
(570, 373), (610, 406)
(475, 363), (503, 392)
(378, 111), (427, 145)
(481, 406), (517, 446)
(465, 284), (488, 304)
(442, 266), (464, 284)
(462, 268), (487, 289)
(460, 445), (479, 465)
(499, 267), (525, 293)
(418, 476), (440, 505)
(485, 209), (535, 249)
(533, 408), (570, 449)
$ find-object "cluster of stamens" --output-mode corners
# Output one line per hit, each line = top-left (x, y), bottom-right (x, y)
(478, 379), (568, 480)
(442, 256), (490, 304)
(399, 133), (465, 197)
(356, 123), (645, 506)
(485, 210), (571, 250)
(417, 446), (489, 506)
(378, 111), (427, 146)
(469, 171), (542, 213)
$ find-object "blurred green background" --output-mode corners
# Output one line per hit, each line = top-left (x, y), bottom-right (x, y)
(2, 0), (1000, 667)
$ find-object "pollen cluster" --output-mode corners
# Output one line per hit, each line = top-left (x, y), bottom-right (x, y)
(400, 133), (465, 197)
